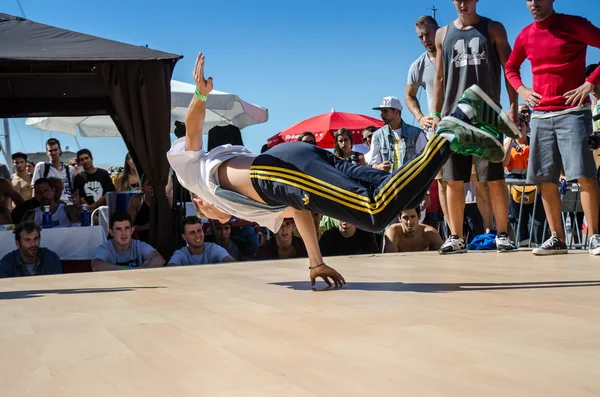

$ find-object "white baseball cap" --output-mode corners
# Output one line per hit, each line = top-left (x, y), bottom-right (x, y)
(373, 96), (403, 111)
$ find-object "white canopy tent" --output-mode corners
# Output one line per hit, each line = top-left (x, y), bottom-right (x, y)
(25, 80), (269, 137)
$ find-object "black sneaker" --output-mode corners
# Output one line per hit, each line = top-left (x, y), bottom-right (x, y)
(495, 232), (515, 252)
(438, 235), (467, 255)
(532, 232), (568, 256)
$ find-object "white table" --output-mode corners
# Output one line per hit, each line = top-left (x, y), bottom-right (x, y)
(0, 225), (106, 260)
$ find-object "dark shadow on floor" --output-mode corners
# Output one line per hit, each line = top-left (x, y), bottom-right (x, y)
(0, 286), (166, 300)
(270, 280), (600, 293)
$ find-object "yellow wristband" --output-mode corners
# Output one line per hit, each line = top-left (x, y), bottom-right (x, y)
(194, 88), (208, 102)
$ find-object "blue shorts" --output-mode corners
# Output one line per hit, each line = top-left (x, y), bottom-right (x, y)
(250, 136), (451, 232)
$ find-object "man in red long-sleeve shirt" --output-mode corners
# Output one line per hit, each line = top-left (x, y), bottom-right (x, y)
(504, 0), (600, 256)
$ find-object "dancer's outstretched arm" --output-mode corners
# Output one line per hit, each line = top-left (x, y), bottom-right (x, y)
(185, 52), (214, 152)
(288, 208), (346, 288)
(182, 52), (345, 288)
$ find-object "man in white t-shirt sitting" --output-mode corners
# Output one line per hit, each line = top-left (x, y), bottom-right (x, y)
(91, 211), (165, 271)
(168, 216), (235, 266)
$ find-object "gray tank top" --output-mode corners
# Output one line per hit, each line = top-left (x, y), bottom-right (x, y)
(441, 17), (501, 117)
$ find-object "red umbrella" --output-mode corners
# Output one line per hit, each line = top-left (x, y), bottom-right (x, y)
(266, 132), (285, 148)
(278, 110), (384, 148)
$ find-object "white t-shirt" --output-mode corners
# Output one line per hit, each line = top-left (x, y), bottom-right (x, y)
(407, 52), (436, 115)
(93, 239), (156, 268)
(32, 162), (76, 204)
(166, 138), (288, 233)
(168, 243), (231, 266)
(33, 204), (71, 227)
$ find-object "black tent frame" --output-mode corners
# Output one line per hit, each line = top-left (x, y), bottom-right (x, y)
(0, 13), (183, 258)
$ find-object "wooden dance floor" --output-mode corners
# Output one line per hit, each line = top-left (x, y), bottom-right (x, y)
(1, 250), (599, 396)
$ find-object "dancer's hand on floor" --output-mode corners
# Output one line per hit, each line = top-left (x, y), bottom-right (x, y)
(310, 264), (346, 289)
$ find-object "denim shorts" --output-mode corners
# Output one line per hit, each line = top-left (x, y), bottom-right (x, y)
(527, 109), (597, 184)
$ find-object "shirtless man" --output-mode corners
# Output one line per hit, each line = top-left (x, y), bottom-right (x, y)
(0, 178), (24, 225)
(11, 152), (32, 203)
(166, 53), (517, 287)
(383, 206), (444, 252)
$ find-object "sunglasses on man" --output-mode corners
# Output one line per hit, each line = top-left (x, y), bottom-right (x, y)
(362, 134), (373, 143)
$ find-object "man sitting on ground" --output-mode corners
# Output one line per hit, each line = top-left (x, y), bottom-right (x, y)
(212, 220), (255, 261)
(168, 216), (235, 266)
(319, 220), (379, 257)
(0, 220), (62, 278)
(91, 211), (165, 271)
(256, 218), (307, 260)
(383, 206), (444, 252)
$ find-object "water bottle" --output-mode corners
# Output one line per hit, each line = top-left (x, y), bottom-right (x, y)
(560, 179), (567, 196)
(565, 215), (572, 243)
(80, 204), (91, 227)
(42, 205), (53, 229)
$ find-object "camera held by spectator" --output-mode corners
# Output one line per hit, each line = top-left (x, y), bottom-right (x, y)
(587, 113), (600, 151)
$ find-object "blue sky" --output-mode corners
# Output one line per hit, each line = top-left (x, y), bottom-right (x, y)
(2, 0), (599, 167)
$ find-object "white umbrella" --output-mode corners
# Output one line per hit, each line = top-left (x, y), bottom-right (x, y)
(25, 80), (269, 137)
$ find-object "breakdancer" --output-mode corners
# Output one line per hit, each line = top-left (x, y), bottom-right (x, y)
(167, 53), (520, 288)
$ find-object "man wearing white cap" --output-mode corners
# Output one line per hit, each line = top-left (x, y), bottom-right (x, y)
(367, 96), (428, 173)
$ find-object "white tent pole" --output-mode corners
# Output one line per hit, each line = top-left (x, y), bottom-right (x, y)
(73, 135), (82, 150)
(1, 119), (11, 163)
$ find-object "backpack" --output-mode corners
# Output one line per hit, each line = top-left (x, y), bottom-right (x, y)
(510, 184), (538, 205)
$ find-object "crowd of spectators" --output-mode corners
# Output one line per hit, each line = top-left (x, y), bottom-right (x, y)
(2, 4), (600, 277)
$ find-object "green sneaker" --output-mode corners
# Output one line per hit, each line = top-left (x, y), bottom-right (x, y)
(437, 116), (505, 163)
(458, 85), (521, 139)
